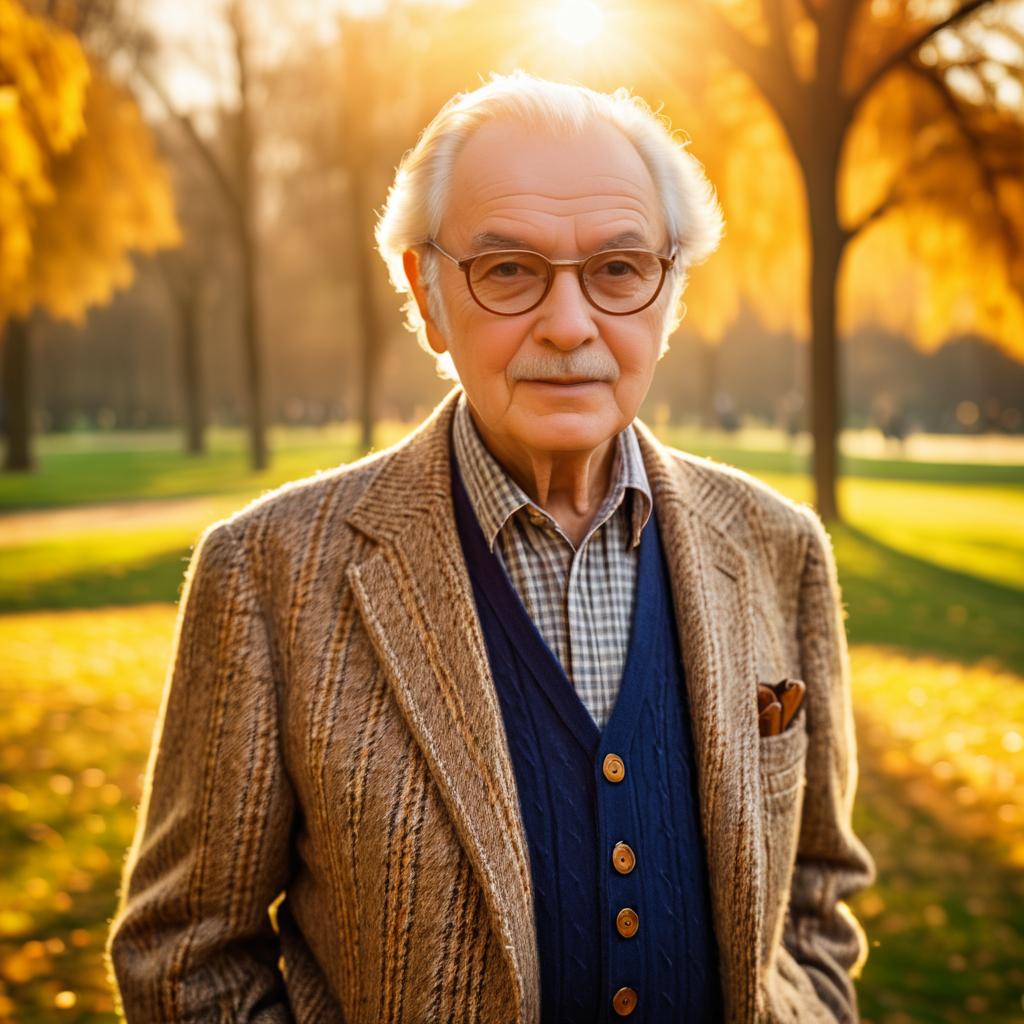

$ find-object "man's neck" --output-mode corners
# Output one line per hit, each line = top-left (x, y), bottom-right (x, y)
(467, 404), (617, 546)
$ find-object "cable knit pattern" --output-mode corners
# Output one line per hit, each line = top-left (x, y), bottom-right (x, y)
(105, 383), (876, 1023)
(451, 447), (723, 1021)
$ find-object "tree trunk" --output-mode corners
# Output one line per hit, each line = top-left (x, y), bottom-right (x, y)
(177, 289), (207, 455)
(805, 160), (845, 523)
(238, 229), (267, 470)
(794, 93), (843, 524)
(2, 316), (35, 472)
(342, 18), (385, 455)
(353, 184), (383, 456)
(699, 341), (719, 429)
(231, 1), (268, 472)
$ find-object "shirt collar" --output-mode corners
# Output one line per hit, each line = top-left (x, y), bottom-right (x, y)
(452, 389), (653, 553)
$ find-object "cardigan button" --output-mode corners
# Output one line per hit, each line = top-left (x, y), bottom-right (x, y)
(602, 753), (625, 783)
(612, 986), (638, 1016)
(611, 841), (636, 875)
(615, 907), (639, 938)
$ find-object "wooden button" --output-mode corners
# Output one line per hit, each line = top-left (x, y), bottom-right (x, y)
(602, 753), (625, 783)
(612, 986), (638, 1016)
(611, 841), (636, 875)
(615, 907), (639, 938)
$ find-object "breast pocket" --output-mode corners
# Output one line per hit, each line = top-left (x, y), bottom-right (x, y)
(758, 706), (809, 966)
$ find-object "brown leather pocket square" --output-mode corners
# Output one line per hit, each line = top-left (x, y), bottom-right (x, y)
(757, 678), (806, 737)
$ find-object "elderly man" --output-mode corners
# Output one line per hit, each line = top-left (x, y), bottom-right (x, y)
(107, 73), (876, 1023)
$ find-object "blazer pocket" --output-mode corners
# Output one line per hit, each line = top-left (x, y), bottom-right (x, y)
(758, 709), (809, 965)
(758, 705), (808, 799)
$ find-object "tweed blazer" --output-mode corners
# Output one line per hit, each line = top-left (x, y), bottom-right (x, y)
(106, 383), (877, 1024)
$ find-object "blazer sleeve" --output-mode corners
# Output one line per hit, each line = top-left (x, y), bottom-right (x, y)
(105, 519), (297, 1022)
(782, 507), (878, 1024)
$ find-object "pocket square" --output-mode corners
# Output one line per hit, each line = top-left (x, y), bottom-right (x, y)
(757, 678), (806, 737)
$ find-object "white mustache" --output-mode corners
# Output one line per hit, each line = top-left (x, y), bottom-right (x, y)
(509, 355), (618, 383)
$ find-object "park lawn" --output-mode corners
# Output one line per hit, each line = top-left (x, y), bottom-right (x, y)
(0, 606), (1022, 1024)
(4, 472), (1022, 677)
(1, 428), (1022, 1023)
(0, 423), (412, 511)
(3, 423), (1023, 512)
(0, 528), (202, 613)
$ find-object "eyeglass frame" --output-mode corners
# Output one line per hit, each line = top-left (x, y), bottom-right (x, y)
(423, 238), (678, 317)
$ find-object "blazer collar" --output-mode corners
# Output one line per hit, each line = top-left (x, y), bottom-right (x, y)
(345, 384), (766, 1024)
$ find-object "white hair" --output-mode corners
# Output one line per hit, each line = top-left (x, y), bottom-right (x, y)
(375, 70), (725, 380)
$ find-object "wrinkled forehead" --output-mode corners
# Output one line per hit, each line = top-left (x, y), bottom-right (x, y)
(443, 118), (667, 253)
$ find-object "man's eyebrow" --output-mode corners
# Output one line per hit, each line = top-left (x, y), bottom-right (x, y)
(592, 230), (651, 251)
(468, 229), (654, 254)
(468, 232), (530, 252)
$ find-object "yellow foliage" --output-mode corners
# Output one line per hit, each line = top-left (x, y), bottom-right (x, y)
(840, 68), (1024, 359)
(0, 0), (89, 310)
(0, 0), (89, 154)
(0, 0), (179, 323)
(658, 65), (809, 345)
(18, 69), (182, 322)
(851, 645), (1024, 863)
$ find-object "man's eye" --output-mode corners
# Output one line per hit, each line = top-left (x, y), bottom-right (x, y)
(602, 260), (639, 277)
(491, 262), (524, 277)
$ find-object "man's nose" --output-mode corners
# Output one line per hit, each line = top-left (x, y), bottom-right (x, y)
(533, 266), (598, 348)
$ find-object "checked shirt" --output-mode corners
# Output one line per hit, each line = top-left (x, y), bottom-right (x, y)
(451, 391), (654, 729)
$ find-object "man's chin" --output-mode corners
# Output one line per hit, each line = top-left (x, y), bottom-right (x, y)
(511, 410), (622, 454)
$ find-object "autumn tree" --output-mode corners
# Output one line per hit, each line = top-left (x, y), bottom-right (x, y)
(660, 0), (1024, 520)
(340, 0), (1023, 518)
(155, 134), (232, 457)
(1, 0), (179, 472)
(133, 0), (273, 470)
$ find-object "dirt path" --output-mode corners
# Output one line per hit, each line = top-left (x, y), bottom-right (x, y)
(0, 495), (245, 546)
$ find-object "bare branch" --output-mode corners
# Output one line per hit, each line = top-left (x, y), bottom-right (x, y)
(844, 135), (964, 243)
(132, 60), (241, 221)
(763, 0), (799, 81)
(903, 58), (1022, 292)
(816, 0), (859, 84)
(682, 0), (807, 149)
(795, 0), (819, 29)
(844, 191), (899, 245)
(845, 0), (993, 119)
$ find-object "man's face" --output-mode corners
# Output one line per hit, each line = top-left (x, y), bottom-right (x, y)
(409, 119), (672, 459)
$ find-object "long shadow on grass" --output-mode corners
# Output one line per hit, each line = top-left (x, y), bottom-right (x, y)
(8, 523), (1024, 677)
(1, 550), (192, 613)
(852, 715), (1024, 1024)
(833, 524), (1024, 677)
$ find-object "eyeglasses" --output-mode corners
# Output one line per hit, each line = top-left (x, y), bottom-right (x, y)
(425, 239), (676, 317)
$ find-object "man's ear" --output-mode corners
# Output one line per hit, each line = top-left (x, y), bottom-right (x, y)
(402, 249), (448, 355)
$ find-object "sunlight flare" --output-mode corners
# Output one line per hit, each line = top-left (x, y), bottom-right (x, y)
(550, 0), (606, 47)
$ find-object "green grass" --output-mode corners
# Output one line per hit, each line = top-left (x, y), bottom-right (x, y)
(1, 423), (1022, 1024)
(662, 429), (1024, 485)
(849, 644), (1024, 1023)
(3, 424), (1022, 513)
(0, 424), (411, 511)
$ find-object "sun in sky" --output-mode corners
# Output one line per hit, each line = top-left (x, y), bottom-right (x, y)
(550, 0), (608, 47)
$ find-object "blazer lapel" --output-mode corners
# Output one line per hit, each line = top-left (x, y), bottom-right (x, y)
(634, 418), (766, 1023)
(342, 386), (764, 1024)
(344, 387), (539, 1024)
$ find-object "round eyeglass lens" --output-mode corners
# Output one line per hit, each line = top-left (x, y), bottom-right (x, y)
(468, 251), (549, 314)
(583, 251), (664, 313)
